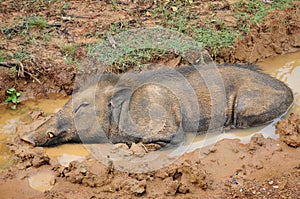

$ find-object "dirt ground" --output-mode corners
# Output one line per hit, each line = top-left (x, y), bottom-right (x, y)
(0, 0), (300, 198)
(0, 113), (299, 199)
(0, 0), (300, 101)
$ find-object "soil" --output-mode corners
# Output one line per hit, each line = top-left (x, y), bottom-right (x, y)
(276, 113), (300, 148)
(0, 1), (300, 198)
(0, 116), (299, 198)
(0, 1), (300, 101)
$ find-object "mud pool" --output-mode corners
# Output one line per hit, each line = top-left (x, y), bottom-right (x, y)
(0, 95), (70, 169)
(0, 51), (300, 172)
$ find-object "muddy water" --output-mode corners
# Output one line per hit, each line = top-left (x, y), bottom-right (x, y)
(0, 95), (70, 169)
(0, 51), (300, 172)
(259, 51), (300, 113)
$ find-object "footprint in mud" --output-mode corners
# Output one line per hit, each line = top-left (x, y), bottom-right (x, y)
(28, 172), (56, 192)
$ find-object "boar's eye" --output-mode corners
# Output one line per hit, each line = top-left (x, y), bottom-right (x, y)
(47, 131), (55, 138)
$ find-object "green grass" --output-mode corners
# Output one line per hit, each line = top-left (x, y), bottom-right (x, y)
(60, 44), (80, 66)
(15, 0), (293, 69)
(2, 0), (293, 72)
(60, 44), (77, 57)
(92, 0), (292, 65)
(0, 50), (4, 62)
(1, 15), (54, 47)
(7, 0), (59, 12)
(233, 0), (292, 28)
(112, 48), (170, 72)
(195, 27), (237, 55)
(150, 1), (195, 34)
(87, 43), (173, 72)
(149, 1), (236, 56)
(108, 21), (131, 35)
(27, 16), (48, 29)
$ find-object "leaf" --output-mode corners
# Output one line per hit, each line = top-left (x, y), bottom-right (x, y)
(11, 95), (18, 104)
(7, 88), (16, 92)
(16, 92), (21, 97)
(5, 96), (13, 102)
(10, 105), (16, 110)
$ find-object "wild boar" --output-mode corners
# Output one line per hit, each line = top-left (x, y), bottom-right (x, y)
(21, 64), (293, 147)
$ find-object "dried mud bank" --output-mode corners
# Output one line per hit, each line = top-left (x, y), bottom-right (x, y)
(0, 114), (299, 199)
(226, 2), (300, 63)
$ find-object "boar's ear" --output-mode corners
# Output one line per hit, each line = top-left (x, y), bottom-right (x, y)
(110, 87), (132, 125)
(111, 87), (132, 107)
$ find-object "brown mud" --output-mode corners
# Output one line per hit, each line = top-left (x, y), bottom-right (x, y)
(276, 113), (300, 148)
(0, 1), (300, 198)
(0, 124), (299, 198)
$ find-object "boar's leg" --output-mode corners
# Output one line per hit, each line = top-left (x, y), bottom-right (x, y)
(110, 83), (182, 145)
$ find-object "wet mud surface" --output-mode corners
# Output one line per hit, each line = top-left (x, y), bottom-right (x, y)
(276, 113), (300, 148)
(0, 1), (300, 198)
(0, 123), (299, 198)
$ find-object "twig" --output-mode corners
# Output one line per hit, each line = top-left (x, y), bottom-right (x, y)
(107, 32), (117, 49)
(17, 61), (25, 77)
(0, 61), (49, 99)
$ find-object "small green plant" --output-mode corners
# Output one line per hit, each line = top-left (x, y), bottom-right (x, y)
(5, 88), (22, 110)
(60, 44), (77, 57)
(13, 49), (28, 61)
(27, 16), (48, 29)
(60, 44), (80, 66)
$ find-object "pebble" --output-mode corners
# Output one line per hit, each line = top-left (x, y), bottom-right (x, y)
(268, 180), (274, 185)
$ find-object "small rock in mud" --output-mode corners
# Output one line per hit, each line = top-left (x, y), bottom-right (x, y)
(157, 160), (207, 196)
(255, 161), (264, 170)
(163, 177), (181, 196)
(112, 143), (133, 156)
(130, 179), (146, 195)
(248, 134), (266, 152)
(129, 143), (147, 157)
(28, 111), (46, 121)
(143, 143), (162, 151)
(276, 113), (300, 148)
(112, 142), (148, 157)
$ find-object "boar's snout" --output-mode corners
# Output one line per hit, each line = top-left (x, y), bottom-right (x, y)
(21, 132), (38, 146)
